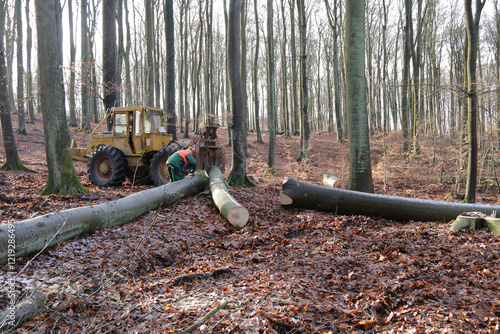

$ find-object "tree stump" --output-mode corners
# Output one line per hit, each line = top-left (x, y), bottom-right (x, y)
(450, 212), (500, 235)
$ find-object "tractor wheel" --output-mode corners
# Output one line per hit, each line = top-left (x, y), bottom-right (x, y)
(150, 146), (180, 186)
(88, 146), (128, 187)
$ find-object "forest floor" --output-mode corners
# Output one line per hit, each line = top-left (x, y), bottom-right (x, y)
(1, 116), (500, 333)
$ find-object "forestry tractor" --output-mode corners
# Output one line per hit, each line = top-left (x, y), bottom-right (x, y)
(70, 106), (225, 187)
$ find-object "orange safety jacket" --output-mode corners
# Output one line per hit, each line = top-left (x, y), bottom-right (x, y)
(176, 150), (191, 164)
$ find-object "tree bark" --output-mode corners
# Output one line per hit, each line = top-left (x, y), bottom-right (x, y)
(67, 0), (77, 126)
(0, 2), (29, 172)
(209, 166), (249, 228)
(267, 0), (276, 169)
(464, 0), (486, 203)
(345, 0), (373, 192)
(227, 0), (252, 186)
(297, 0), (309, 161)
(165, 0), (177, 138)
(80, 0), (91, 130)
(0, 290), (46, 332)
(253, 0), (263, 144)
(35, 0), (88, 196)
(103, 0), (117, 131)
(280, 178), (500, 223)
(0, 174), (206, 265)
(15, 0), (26, 135)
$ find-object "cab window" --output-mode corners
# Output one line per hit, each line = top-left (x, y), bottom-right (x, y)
(114, 113), (128, 137)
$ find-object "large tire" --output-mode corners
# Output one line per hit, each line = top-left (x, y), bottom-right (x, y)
(88, 146), (128, 187)
(150, 146), (180, 186)
(126, 153), (154, 185)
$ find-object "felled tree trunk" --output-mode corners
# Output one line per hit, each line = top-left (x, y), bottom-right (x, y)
(0, 290), (46, 331)
(0, 173), (206, 264)
(209, 166), (249, 228)
(322, 173), (343, 188)
(280, 178), (500, 222)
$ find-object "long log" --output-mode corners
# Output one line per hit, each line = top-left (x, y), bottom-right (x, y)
(280, 178), (500, 222)
(208, 166), (249, 228)
(0, 173), (206, 264)
(0, 290), (46, 331)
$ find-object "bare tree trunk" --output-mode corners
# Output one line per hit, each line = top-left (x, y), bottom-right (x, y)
(15, 0), (26, 135)
(80, 0), (91, 130)
(267, 0), (276, 169)
(253, 0), (263, 144)
(227, 0), (252, 186)
(103, 0), (117, 131)
(464, 0), (486, 203)
(35, 0), (88, 195)
(67, 0), (77, 126)
(297, 0), (309, 161)
(0, 2), (30, 172)
(289, 0), (299, 136)
(345, 0), (373, 192)
(165, 0), (177, 137)
(123, 0), (132, 105)
(116, 0), (124, 107)
(145, 0), (154, 107)
(25, 0), (36, 123)
(401, 0), (412, 155)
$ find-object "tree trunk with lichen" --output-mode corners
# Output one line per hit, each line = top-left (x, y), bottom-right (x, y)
(35, 0), (88, 195)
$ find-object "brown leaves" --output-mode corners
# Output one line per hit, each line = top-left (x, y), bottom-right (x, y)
(2, 120), (500, 332)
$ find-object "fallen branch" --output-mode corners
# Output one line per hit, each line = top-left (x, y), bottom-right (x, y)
(0, 290), (46, 332)
(209, 166), (249, 228)
(0, 173), (207, 264)
(176, 300), (229, 334)
(280, 178), (500, 222)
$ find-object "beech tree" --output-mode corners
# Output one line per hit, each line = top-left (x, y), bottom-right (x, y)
(227, 0), (252, 186)
(267, 0), (276, 170)
(297, 0), (309, 161)
(345, 0), (373, 192)
(0, 2), (31, 172)
(464, 0), (486, 203)
(80, 0), (91, 130)
(103, 0), (118, 131)
(15, 0), (26, 135)
(165, 0), (177, 138)
(34, 0), (88, 195)
(67, 0), (77, 126)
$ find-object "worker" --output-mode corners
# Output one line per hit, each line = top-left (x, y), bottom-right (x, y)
(166, 147), (196, 182)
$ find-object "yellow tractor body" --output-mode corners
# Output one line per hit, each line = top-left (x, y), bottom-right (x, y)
(71, 106), (224, 187)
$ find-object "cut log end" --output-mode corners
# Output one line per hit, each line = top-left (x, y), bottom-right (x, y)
(323, 173), (343, 188)
(227, 206), (249, 229)
(280, 192), (293, 205)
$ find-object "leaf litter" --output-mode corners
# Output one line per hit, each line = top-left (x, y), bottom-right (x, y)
(0, 119), (500, 332)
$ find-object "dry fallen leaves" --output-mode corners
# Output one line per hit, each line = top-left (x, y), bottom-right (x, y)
(0, 119), (500, 333)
